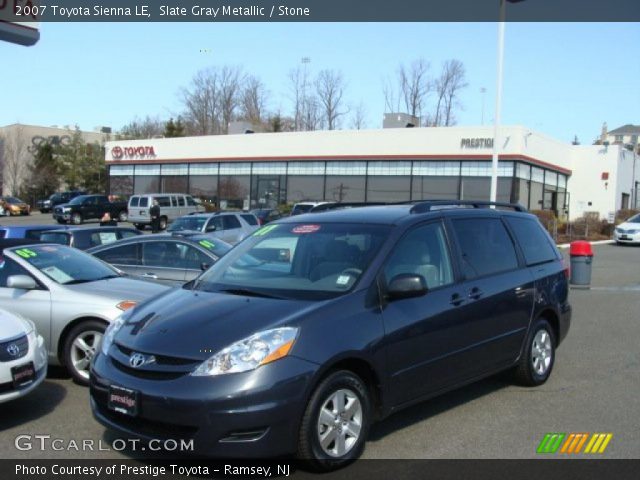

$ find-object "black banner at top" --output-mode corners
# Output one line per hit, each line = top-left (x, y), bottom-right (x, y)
(2, 0), (640, 22)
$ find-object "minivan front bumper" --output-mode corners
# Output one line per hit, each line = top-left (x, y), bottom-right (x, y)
(90, 352), (318, 457)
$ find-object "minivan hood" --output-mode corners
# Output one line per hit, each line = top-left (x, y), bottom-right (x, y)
(63, 276), (169, 304)
(114, 288), (320, 360)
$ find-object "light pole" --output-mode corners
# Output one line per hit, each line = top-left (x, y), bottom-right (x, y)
(490, 0), (525, 203)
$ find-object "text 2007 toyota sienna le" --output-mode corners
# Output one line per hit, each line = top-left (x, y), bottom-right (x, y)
(91, 201), (571, 469)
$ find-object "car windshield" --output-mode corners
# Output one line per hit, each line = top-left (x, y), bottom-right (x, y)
(39, 232), (72, 245)
(5, 197), (22, 203)
(195, 222), (390, 300)
(291, 204), (315, 215)
(168, 216), (207, 232)
(627, 214), (640, 223)
(10, 244), (119, 284)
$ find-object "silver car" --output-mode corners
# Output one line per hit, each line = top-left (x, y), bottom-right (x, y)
(0, 243), (168, 385)
(166, 212), (259, 244)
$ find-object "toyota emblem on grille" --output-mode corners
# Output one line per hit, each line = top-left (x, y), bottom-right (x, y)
(129, 352), (155, 368)
(7, 344), (20, 357)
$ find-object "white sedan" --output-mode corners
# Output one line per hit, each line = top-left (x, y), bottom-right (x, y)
(0, 308), (47, 403)
(614, 213), (640, 245)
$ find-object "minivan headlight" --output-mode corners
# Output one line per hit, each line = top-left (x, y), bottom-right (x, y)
(100, 309), (134, 356)
(191, 327), (298, 377)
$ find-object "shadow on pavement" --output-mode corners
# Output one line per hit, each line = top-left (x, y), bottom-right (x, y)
(369, 374), (510, 441)
(0, 380), (67, 431)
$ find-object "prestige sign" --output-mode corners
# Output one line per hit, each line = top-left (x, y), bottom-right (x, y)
(0, 0), (40, 46)
(460, 138), (494, 149)
(111, 145), (156, 159)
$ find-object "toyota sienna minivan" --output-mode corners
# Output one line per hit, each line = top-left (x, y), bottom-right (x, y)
(91, 201), (571, 469)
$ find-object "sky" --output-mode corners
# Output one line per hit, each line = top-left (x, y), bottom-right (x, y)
(1, 22), (638, 145)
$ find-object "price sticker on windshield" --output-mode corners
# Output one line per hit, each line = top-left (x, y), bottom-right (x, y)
(292, 224), (321, 234)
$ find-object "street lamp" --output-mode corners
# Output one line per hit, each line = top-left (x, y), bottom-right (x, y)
(490, 0), (526, 203)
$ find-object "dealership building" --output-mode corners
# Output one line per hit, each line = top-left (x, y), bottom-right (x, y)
(105, 125), (639, 220)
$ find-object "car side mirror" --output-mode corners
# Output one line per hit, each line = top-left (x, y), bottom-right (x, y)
(201, 262), (210, 271)
(387, 274), (427, 300)
(7, 275), (37, 290)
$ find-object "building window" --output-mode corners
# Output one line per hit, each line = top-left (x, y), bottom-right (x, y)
(133, 164), (160, 194)
(531, 166), (544, 183)
(324, 176), (366, 202)
(413, 161), (460, 176)
(367, 176), (411, 202)
(287, 176), (325, 202)
(287, 162), (325, 175)
(411, 176), (459, 200)
(252, 162), (287, 175)
(189, 163), (219, 175)
(325, 161), (367, 175)
(367, 161), (411, 176)
(614, 135), (623, 143)
(219, 162), (251, 175)
(516, 163), (531, 180)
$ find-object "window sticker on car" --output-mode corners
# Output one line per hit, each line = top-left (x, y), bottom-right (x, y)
(41, 266), (73, 284)
(253, 225), (279, 236)
(336, 275), (351, 286)
(199, 239), (216, 249)
(292, 224), (321, 234)
(15, 249), (37, 259)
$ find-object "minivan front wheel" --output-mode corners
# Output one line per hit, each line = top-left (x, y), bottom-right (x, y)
(298, 370), (370, 470)
(514, 318), (556, 386)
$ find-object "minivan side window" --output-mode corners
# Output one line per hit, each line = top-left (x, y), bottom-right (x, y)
(223, 215), (242, 230)
(177, 196), (185, 207)
(506, 217), (558, 266)
(186, 196), (197, 206)
(451, 218), (518, 279)
(384, 222), (454, 290)
(241, 214), (258, 226)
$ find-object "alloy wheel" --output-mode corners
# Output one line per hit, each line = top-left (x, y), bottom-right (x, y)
(70, 330), (103, 380)
(316, 388), (363, 458)
(531, 329), (552, 376)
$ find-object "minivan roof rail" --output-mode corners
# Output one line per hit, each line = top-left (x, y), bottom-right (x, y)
(408, 200), (527, 214)
(309, 202), (387, 212)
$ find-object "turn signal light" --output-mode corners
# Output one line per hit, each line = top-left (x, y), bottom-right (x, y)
(116, 300), (137, 311)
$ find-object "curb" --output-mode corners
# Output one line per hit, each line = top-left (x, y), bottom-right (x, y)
(557, 240), (615, 249)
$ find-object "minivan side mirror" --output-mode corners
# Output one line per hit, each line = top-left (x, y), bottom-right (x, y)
(7, 275), (37, 290)
(387, 274), (427, 300)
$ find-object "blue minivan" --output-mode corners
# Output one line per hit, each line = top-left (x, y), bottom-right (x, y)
(91, 201), (571, 469)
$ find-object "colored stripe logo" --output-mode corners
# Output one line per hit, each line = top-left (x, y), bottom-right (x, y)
(537, 433), (612, 454)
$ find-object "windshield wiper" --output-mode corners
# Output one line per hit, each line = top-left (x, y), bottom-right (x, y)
(219, 288), (282, 299)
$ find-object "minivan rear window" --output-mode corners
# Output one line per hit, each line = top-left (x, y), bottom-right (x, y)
(129, 197), (139, 207)
(506, 217), (558, 266)
(140, 197), (149, 207)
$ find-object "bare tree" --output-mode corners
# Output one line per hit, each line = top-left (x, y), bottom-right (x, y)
(288, 66), (312, 131)
(1, 125), (30, 195)
(240, 75), (268, 124)
(218, 66), (244, 134)
(302, 95), (323, 131)
(382, 76), (400, 113)
(316, 69), (348, 130)
(399, 59), (431, 119)
(350, 101), (368, 130)
(432, 59), (468, 126)
(442, 59), (468, 126)
(119, 115), (164, 139)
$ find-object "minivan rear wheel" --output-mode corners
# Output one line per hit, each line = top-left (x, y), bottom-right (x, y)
(298, 370), (370, 470)
(514, 318), (556, 386)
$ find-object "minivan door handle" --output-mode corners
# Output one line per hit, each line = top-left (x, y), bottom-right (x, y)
(468, 287), (484, 300)
(450, 293), (466, 306)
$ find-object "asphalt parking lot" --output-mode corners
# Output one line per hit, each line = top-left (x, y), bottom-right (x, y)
(0, 213), (638, 459)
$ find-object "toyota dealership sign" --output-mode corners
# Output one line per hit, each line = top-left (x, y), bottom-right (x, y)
(0, 0), (40, 46)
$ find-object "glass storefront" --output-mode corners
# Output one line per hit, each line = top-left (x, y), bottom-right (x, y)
(109, 159), (569, 213)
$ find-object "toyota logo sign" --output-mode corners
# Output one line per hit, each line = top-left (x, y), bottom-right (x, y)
(7, 343), (20, 357)
(129, 352), (155, 368)
(111, 146), (124, 159)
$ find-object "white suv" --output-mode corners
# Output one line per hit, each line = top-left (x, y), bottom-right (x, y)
(167, 212), (259, 244)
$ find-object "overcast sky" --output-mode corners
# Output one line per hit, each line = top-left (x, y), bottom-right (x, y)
(1, 22), (638, 144)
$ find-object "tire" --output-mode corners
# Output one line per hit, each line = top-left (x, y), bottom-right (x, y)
(118, 210), (128, 222)
(62, 320), (106, 386)
(159, 217), (167, 231)
(135, 223), (146, 231)
(71, 212), (82, 225)
(513, 318), (556, 387)
(297, 370), (371, 471)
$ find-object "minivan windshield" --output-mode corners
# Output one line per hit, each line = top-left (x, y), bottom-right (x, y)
(627, 214), (640, 223)
(195, 222), (390, 300)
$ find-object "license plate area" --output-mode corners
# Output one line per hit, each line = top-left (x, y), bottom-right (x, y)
(108, 385), (139, 416)
(620, 235), (630, 240)
(12, 362), (35, 388)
